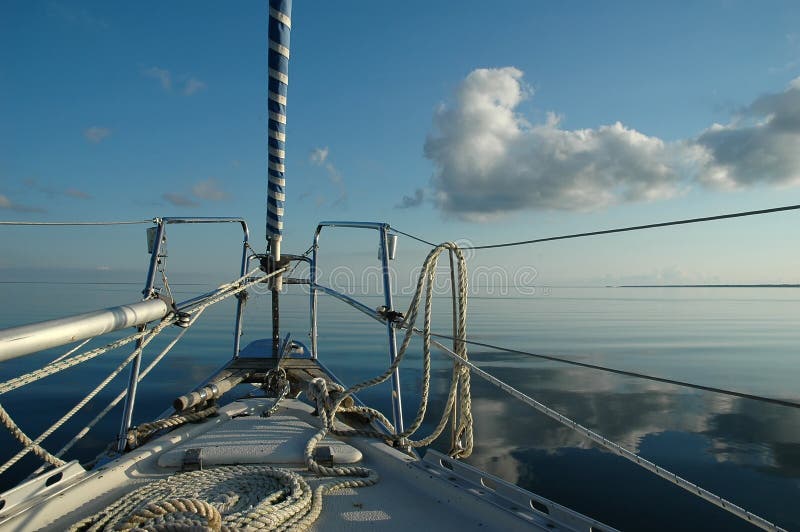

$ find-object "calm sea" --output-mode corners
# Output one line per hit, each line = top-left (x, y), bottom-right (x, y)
(0, 280), (798, 531)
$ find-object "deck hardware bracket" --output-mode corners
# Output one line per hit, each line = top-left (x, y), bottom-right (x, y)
(175, 312), (192, 328)
(181, 448), (203, 471)
(376, 306), (404, 323)
(315, 446), (334, 467)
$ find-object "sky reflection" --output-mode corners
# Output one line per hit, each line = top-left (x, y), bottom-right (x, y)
(440, 357), (800, 530)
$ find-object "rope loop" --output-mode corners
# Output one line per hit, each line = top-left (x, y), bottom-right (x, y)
(70, 466), (319, 532)
(303, 241), (474, 472)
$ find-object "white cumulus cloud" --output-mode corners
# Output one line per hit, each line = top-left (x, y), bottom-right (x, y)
(423, 68), (800, 220)
(425, 67), (696, 219)
(695, 76), (800, 188)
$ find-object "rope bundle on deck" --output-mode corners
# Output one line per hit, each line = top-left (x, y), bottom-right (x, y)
(70, 466), (320, 532)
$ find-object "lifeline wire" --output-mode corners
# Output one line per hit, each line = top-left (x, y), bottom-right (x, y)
(312, 282), (800, 411)
(0, 220), (153, 226)
(425, 335), (787, 532)
(392, 203), (800, 250)
(425, 332), (800, 410)
(0, 266), (285, 475)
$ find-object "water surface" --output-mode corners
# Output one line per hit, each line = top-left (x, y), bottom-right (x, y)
(0, 281), (798, 530)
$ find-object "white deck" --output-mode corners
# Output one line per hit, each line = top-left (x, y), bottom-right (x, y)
(0, 397), (612, 531)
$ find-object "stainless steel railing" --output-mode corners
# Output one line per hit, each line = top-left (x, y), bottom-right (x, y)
(308, 221), (405, 433)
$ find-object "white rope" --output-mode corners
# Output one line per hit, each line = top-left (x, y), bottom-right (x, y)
(180, 266), (284, 315)
(312, 242), (473, 456)
(69, 465), (322, 531)
(126, 405), (218, 450)
(425, 335), (788, 532)
(49, 338), (92, 365)
(0, 329), (150, 396)
(52, 307), (208, 460)
(1, 267), (283, 476)
(0, 316), (174, 475)
(0, 266), (279, 399)
(0, 404), (65, 469)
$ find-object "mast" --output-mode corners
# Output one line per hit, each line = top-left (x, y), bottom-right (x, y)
(267, 0), (291, 356)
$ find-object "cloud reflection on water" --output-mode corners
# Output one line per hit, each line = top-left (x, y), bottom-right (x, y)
(458, 358), (800, 479)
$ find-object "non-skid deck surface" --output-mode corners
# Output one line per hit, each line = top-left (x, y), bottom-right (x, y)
(157, 415), (363, 467)
(1, 398), (558, 531)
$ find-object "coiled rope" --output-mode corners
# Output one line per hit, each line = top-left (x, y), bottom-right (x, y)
(69, 465), (322, 532)
(307, 238), (788, 531)
(71, 244), (473, 531)
(308, 242), (473, 456)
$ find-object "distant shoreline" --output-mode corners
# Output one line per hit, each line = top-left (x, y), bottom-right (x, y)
(616, 284), (800, 288)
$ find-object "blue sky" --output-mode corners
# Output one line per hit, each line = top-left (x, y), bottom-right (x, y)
(2, 1), (800, 285)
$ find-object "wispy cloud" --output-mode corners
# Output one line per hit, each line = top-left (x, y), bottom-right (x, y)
(84, 126), (111, 143)
(0, 194), (46, 213)
(396, 188), (425, 209)
(22, 178), (92, 200)
(163, 178), (228, 207)
(310, 146), (346, 205)
(424, 68), (800, 220)
(64, 188), (92, 199)
(184, 78), (206, 96)
(162, 192), (198, 207)
(192, 178), (228, 201)
(46, 2), (108, 29)
(769, 33), (800, 74)
(310, 147), (329, 165)
(143, 66), (172, 90)
(143, 66), (206, 96)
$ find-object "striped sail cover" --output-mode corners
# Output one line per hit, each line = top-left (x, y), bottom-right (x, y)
(267, 0), (291, 239)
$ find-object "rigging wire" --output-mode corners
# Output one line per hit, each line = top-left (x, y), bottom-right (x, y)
(285, 244), (315, 279)
(0, 220), (153, 226)
(389, 227), (437, 247)
(425, 331), (800, 410)
(392, 203), (800, 250)
(424, 334), (787, 532)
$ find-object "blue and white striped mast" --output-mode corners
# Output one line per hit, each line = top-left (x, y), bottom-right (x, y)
(267, 0), (291, 355)
(267, 0), (290, 281)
